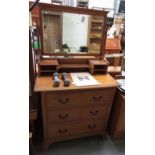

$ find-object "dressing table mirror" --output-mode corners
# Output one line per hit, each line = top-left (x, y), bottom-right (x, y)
(38, 3), (109, 74)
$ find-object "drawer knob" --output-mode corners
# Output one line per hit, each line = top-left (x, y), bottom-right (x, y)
(59, 98), (70, 104)
(92, 96), (102, 102)
(58, 114), (69, 120)
(58, 129), (68, 134)
(90, 110), (99, 116)
(88, 124), (96, 129)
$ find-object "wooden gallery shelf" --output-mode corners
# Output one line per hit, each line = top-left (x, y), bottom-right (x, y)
(89, 60), (108, 74)
(59, 64), (90, 68)
(39, 60), (91, 75)
(38, 59), (109, 75)
(58, 64), (90, 73)
(39, 60), (59, 76)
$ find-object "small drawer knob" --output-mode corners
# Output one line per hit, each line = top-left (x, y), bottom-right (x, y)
(58, 114), (69, 120)
(92, 96), (102, 102)
(59, 98), (70, 104)
(89, 110), (99, 116)
(88, 124), (96, 129)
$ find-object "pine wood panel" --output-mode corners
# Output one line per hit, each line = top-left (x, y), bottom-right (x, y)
(34, 74), (119, 92)
(47, 105), (108, 123)
(47, 120), (105, 138)
(45, 89), (115, 110)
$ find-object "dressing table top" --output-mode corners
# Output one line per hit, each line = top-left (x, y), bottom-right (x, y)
(34, 73), (119, 92)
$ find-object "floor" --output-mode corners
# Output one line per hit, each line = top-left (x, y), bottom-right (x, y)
(34, 135), (125, 155)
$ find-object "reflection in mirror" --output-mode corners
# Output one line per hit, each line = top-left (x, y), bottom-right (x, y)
(42, 10), (104, 55)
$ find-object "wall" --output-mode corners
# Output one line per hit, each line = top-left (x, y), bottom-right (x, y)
(62, 13), (89, 52)
(30, 0), (115, 8)
(30, 0), (118, 17)
(89, 0), (115, 17)
(89, 0), (114, 9)
(30, 0), (77, 6)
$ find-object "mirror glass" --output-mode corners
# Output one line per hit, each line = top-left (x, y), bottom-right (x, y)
(42, 10), (104, 55)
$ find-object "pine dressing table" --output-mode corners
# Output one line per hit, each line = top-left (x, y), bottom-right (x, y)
(33, 3), (119, 150)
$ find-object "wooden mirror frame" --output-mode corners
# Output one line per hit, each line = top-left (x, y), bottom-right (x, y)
(39, 3), (108, 59)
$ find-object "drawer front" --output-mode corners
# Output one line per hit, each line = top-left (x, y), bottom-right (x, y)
(45, 88), (115, 109)
(47, 108), (79, 123)
(80, 105), (107, 120)
(47, 105), (107, 123)
(48, 120), (105, 138)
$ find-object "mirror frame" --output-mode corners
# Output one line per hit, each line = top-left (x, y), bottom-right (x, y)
(39, 3), (108, 58)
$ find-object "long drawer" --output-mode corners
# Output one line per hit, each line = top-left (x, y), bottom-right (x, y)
(47, 105), (107, 123)
(47, 120), (105, 138)
(44, 88), (115, 110)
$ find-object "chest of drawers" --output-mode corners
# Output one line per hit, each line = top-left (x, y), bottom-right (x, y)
(34, 74), (119, 150)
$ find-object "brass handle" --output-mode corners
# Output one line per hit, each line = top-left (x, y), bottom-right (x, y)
(58, 129), (68, 134)
(58, 114), (69, 120)
(88, 124), (96, 129)
(93, 96), (102, 102)
(59, 98), (70, 104)
(90, 110), (99, 116)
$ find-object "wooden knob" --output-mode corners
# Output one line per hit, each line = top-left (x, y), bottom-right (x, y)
(88, 124), (96, 129)
(58, 114), (69, 119)
(58, 129), (68, 134)
(92, 96), (102, 102)
(59, 98), (70, 104)
(89, 110), (99, 116)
